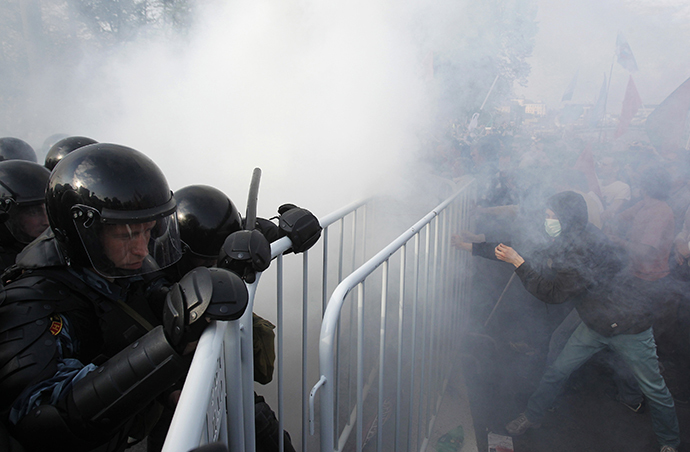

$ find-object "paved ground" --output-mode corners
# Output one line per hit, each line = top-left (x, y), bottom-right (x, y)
(458, 330), (690, 452)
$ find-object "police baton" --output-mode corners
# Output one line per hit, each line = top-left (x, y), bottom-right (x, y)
(245, 167), (261, 231)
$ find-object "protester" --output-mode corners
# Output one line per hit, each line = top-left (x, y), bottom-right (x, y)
(596, 155), (631, 224)
(497, 191), (680, 452)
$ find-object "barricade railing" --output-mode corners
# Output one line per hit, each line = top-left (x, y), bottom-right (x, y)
(162, 198), (371, 452)
(312, 178), (475, 452)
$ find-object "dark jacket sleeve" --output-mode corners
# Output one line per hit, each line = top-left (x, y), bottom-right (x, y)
(472, 242), (511, 261)
(514, 260), (587, 305)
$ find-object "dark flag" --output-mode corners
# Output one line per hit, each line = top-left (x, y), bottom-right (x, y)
(615, 75), (642, 138)
(561, 70), (579, 102)
(645, 76), (690, 152)
(616, 32), (638, 73)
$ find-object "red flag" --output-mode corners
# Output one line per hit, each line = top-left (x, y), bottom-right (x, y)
(645, 76), (690, 153)
(616, 32), (638, 73)
(573, 144), (602, 199)
(614, 76), (642, 138)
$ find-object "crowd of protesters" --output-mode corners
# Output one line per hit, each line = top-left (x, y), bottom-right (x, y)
(433, 121), (689, 452)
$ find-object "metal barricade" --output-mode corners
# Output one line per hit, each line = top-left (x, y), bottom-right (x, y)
(163, 199), (371, 452)
(312, 178), (475, 452)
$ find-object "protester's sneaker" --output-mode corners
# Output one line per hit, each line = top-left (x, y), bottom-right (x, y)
(659, 445), (677, 452)
(505, 413), (541, 436)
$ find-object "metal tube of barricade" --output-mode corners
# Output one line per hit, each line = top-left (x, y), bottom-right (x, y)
(394, 244), (406, 452)
(162, 320), (229, 452)
(240, 281), (259, 452)
(428, 217), (440, 436)
(277, 255), (285, 452)
(302, 252), (309, 452)
(338, 218), (345, 282)
(225, 317), (246, 452)
(322, 227), (329, 316)
(356, 282), (365, 452)
(417, 226), (430, 448)
(336, 218), (345, 441)
(407, 233), (420, 451)
(315, 182), (472, 452)
(376, 260), (389, 452)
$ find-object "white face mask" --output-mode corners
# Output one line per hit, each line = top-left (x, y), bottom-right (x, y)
(544, 218), (562, 237)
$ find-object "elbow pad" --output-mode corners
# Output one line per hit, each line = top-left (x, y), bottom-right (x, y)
(14, 326), (185, 449)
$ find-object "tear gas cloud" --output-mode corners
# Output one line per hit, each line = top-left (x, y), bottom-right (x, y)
(4, 0), (445, 219)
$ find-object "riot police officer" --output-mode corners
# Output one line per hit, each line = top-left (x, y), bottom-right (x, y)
(0, 160), (51, 270)
(0, 137), (37, 162)
(44, 135), (98, 171)
(0, 144), (249, 451)
(164, 184), (320, 452)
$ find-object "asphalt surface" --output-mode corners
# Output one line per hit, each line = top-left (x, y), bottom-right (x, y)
(459, 329), (690, 452)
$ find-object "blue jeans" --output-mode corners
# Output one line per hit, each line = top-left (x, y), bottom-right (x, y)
(526, 323), (680, 448)
(547, 309), (643, 405)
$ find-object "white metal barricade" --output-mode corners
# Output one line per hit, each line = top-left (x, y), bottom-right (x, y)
(163, 199), (371, 452)
(312, 178), (475, 452)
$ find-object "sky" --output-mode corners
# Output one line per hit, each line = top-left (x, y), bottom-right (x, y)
(515, 0), (690, 112)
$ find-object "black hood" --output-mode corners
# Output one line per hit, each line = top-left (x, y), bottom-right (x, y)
(547, 191), (588, 239)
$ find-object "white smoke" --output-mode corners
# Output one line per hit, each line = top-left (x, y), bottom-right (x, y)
(59, 0), (433, 219)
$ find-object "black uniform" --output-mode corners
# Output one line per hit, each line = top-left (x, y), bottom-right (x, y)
(0, 231), (182, 451)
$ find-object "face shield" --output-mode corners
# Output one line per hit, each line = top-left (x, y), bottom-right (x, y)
(4, 203), (50, 244)
(70, 202), (183, 278)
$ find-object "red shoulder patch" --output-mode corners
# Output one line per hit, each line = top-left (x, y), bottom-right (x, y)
(49, 315), (63, 336)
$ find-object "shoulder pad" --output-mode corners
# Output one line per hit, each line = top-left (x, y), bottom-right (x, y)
(0, 301), (59, 409)
(14, 229), (65, 270)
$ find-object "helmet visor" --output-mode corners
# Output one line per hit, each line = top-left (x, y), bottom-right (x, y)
(72, 209), (183, 278)
(5, 203), (50, 244)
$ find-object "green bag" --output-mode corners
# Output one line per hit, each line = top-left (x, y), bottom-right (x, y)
(253, 313), (276, 384)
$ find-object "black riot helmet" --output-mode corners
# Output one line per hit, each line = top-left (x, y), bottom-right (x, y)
(40, 133), (70, 156)
(46, 143), (183, 277)
(0, 137), (37, 163)
(0, 160), (50, 243)
(175, 185), (242, 259)
(45, 136), (98, 171)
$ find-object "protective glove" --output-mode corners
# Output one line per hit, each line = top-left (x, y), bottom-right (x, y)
(217, 229), (271, 283)
(277, 204), (322, 253)
(163, 266), (248, 352)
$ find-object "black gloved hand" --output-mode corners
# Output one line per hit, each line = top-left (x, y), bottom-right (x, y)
(163, 266), (249, 353)
(163, 267), (213, 351)
(217, 229), (271, 283)
(277, 204), (322, 253)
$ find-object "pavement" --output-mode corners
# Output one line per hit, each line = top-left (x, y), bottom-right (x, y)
(457, 329), (690, 452)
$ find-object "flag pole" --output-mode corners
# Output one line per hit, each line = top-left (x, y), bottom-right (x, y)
(468, 74), (499, 132)
(480, 74), (500, 111)
(599, 53), (616, 143)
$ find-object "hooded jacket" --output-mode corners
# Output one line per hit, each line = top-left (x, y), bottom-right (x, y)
(514, 191), (652, 336)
